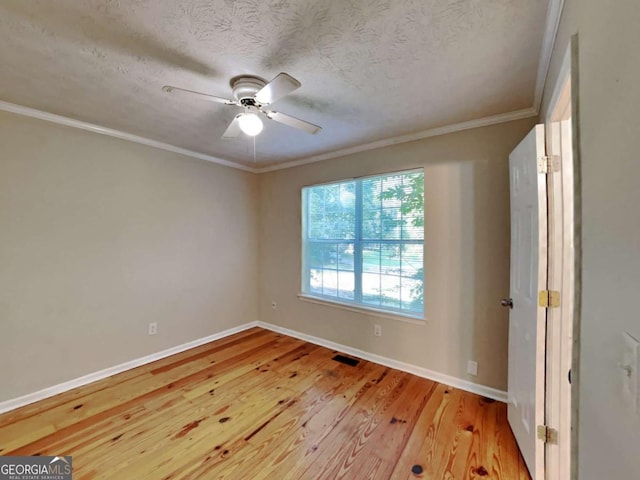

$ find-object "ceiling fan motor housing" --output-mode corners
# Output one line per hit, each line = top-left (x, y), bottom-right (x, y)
(231, 76), (266, 103)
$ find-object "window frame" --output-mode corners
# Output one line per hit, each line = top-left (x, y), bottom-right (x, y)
(300, 168), (425, 321)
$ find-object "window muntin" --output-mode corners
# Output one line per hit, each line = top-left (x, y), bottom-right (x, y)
(302, 169), (424, 319)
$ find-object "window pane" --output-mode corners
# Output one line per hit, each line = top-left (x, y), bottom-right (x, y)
(362, 178), (381, 239)
(362, 209), (381, 239)
(380, 244), (400, 275)
(338, 243), (354, 271)
(380, 207), (401, 240)
(305, 181), (355, 240)
(362, 243), (380, 274)
(302, 170), (424, 318)
(381, 274), (401, 309)
(401, 276), (423, 313)
(362, 172), (424, 242)
(306, 242), (338, 269)
(362, 272), (381, 307)
(309, 268), (323, 296)
(305, 242), (355, 300)
(402, 214), (423, 240)
(337, 270), (355, 300)
(400, 244), (424, 313)
(362, 177), (381, 208)
(401, 244), (422, 276)
(319, 269), (338, 297)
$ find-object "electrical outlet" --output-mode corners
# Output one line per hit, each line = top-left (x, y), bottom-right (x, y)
(148, 322), (157, 335)
(467, 360), (478, 376)
(374, 324), (382, 337)
(271, 301), (277, 310)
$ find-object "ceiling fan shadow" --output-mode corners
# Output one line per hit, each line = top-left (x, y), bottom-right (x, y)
(259, 2), (332, 70)
(1, 1), (218, 77)
(284, 93), (361, 121)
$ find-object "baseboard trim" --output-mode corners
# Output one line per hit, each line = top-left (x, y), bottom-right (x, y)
(0, 321), (259, 414)
(257, 321), (508, 403)
(0, 319), (507, 414)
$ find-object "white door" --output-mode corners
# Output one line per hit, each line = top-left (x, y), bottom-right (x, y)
(507, 125), (547, 479)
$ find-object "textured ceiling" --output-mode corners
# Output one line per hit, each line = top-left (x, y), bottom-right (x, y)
(0, 0), (549, 168)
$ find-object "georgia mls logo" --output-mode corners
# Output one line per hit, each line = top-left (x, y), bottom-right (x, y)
(0, 455), (72, 479)
(49, 456), (71, 471)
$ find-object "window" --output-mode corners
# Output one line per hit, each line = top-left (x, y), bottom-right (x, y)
(301, 169), (424, 319)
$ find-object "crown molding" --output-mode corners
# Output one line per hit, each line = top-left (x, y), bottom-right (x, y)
(1, 98), (538, 175)
(1, 99), (539, 175)
(533, 0), (566, 112)
(0, 100), (259, 173)
(256, 107), (538, 173)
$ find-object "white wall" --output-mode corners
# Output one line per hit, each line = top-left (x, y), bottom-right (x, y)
(543, 1), (640, 478)
(259, 118), (536, 392)
(0, 111), (259, 402)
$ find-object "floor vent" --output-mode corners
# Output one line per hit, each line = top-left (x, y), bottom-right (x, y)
(332, 354), (360, 367)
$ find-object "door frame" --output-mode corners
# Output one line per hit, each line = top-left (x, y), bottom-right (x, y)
(542, 35), (581, 480)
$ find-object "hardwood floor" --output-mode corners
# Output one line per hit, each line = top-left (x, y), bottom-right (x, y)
(0, 328), (530, 479)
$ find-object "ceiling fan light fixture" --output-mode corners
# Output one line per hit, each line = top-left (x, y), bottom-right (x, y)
(164, 73), (321, 140)
(238, 109), (263, 136)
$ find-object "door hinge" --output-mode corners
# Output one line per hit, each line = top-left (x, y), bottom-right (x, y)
(538, 155), (560, 174)
(539, 290), (561, 308)
(537, 425), (558, 444)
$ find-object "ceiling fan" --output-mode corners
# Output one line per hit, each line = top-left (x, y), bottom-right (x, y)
(162, 73), (322, 138)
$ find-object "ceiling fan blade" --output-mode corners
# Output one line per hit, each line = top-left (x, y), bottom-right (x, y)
(162, 85), (236, 105)
(265, 110), (321, 134)
(222, 115), (242, 138)
(255, 73), (301, 105)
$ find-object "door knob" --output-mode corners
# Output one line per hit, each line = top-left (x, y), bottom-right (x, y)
(500, 298), (513, 309)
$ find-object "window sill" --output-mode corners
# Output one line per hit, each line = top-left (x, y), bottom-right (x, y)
(297, 293), (426, 325)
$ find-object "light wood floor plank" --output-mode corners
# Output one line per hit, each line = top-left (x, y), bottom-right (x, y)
(1, 332), (293, 454)
(0, 328), (268, 429)
(0, 328), (530, 480)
